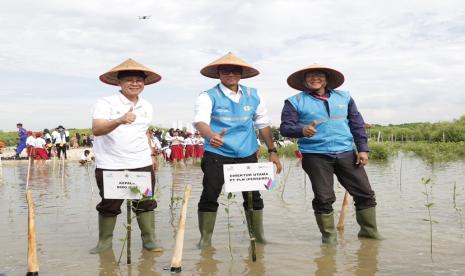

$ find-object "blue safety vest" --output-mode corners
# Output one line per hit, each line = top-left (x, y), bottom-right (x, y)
(204, 84), (260, 158)
(287, 90), (354, 154)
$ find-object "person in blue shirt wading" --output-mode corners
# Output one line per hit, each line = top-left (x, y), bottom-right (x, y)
(280, 64), (382, 244)
(193, 52), (282, 248)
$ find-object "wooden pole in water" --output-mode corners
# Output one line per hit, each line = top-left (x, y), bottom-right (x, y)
(61, 155), (65, 186)
(26, 190), (39, 275)
(336, 191), (350, 231)
(170, 184), (192, 272)
(127, 199), (132, 265)
(26, 156), (32, 191)
(26, 154), (39, 275)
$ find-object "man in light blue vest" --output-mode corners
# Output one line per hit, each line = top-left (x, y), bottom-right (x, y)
(280, 64), (382, 244)
(193, 52), (282, 248)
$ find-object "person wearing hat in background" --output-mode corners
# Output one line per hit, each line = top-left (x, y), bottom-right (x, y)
(280, 64), (382, 244)
(53, 125), (69, 159)
(193, 52), (282, 248)
(90, 58), (163, 254)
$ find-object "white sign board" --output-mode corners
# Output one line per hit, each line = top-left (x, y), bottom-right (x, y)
(103, 171), (152, 199)
(223, 162), (276, 193)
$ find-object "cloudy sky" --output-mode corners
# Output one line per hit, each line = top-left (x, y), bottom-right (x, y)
(1, 0), (464, 131)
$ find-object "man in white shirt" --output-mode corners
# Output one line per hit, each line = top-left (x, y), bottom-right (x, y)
(53, 125), (68, 159)
(193, 52), (282, 249)
(90, 58), (163, 254)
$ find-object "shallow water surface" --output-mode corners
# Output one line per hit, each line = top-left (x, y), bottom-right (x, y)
(0, 154), (464, 275)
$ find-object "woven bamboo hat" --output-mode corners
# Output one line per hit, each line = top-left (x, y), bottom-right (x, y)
(287, 64), (344, 91)
(200, 52), (259, 79)
(99, 58), (161, 86)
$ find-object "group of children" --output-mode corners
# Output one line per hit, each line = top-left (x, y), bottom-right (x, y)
(16, 125), (74, 161)
(150, 128), (205, 162)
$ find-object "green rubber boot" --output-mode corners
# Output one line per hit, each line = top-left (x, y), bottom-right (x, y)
(245, 209), (267, 244)
(356, 207), (383, 240)
(89, 214), (117, 254)
(137, 211), (163, 252)
(198, 211), (217, 249)
(315, 212), (337, 244)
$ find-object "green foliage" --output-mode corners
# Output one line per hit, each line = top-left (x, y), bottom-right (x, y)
(0, 131), (19, 146)
(368, 115), (465, 142)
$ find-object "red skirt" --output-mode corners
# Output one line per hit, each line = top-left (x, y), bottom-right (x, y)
(194, 145), (204, 158)
(35, 148), (48, 160)
(171, 144), (183, 160)
(184, 145), (194, 158)
(27, 145), (35, 157)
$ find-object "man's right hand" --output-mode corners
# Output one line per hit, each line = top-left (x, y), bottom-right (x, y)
(302, 121), (317, 137)
(209, 128), (226, 148)
(117, 106), (136, 124)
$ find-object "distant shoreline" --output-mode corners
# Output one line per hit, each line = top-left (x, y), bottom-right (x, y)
(0, 147), (92, 161)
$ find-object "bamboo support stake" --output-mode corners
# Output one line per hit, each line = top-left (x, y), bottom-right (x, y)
(127, 200), (132, 265)
(170, 184), (192, 272)
(61, 156), (65, 186)
(26, 156), (32, 190)
(26, 190), (39, 275)
(336, 191), (350, 231)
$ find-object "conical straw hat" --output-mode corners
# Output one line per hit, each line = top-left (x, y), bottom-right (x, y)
(99, 58), (162, 86)
(200, 52), (259, 79)
(287, 64), (344, 91)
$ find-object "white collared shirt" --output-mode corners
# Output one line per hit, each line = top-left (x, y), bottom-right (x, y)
(193, 83), (271, 129)
(33, 137), (46, 148)
(26, 136), (35, 146)
(92, 92), (153, 170)
(53, 130), (68, 144)
(184, 137), (194, 146)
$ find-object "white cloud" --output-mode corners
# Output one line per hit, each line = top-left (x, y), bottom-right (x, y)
(1, 0), (465, 131)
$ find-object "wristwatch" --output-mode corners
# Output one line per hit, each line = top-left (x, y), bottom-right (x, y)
(267, 147), (278, 154)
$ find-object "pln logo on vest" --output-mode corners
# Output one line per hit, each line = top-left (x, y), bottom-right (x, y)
(243, 105), (252, 112)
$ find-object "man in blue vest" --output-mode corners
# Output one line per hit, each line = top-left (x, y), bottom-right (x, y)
(280, 64), (382, 244)
(193, 52), (282, 248)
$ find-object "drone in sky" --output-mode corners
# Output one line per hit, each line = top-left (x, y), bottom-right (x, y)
(138, 15), (151, 20)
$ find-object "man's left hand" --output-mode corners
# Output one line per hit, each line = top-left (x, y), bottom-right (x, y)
(356, 152), (369, 167)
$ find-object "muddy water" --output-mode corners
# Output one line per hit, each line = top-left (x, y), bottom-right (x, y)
(0, 154), (464, 275)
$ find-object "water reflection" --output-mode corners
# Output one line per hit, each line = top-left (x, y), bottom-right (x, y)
(196, 247), (219, 275)
(97, 250), (118, 276)
(136, 250), (161, 276)
(355, 239), (379, 276)
(244, 244), (266, 275)
(314, 245), (337, 276)
(1, 157), (465, 275)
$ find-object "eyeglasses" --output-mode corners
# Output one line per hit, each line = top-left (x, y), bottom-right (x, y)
(218, 68), (242, 76)
(121, 78), (145, 84)
(305, 72), (326, 79)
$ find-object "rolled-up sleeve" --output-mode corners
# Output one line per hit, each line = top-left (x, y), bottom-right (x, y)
(253, 91), (271, 129)
(280, 100), (304, 138)
(347, 97), (369, 152)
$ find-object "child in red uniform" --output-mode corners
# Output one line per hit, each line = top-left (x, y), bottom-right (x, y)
(33, 132), (48, 160)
